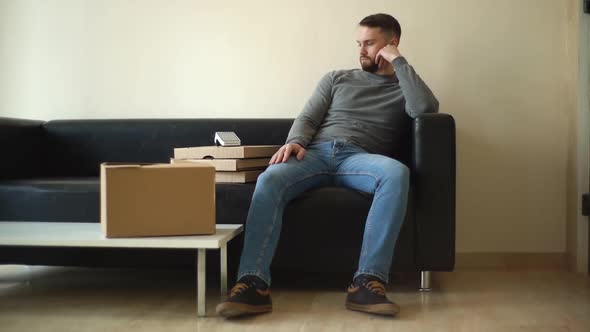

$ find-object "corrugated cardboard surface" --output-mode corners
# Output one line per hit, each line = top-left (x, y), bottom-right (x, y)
(170, 158), (270, 171)
(215, 170), (264, 183)
(100, 163), (215, 238)
(174, 145), (280, 159)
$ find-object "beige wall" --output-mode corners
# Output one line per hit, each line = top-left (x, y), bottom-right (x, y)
(0, 0), (579, 254)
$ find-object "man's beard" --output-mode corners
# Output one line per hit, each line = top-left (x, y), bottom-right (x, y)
(360, 57), (378, 73)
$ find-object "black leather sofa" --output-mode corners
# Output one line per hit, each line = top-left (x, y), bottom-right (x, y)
(0, 115), (455, 288)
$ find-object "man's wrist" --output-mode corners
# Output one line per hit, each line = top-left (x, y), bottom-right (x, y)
(391, 55), (407, 67)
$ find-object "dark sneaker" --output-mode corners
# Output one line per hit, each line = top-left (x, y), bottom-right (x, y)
(345, 274), (400, 316)
(216, 275), (272, 318)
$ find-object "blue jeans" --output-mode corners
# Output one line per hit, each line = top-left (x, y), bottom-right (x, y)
(237, 140), (410, 286)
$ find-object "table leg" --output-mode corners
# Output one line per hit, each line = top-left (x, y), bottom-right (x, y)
(197, 249), (206, 317)
(220, 243), (227, 297)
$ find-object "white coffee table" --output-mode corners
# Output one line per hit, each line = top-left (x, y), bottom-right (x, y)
(0, 221), (243, 317)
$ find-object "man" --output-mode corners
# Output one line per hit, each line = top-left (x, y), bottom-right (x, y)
(216, 13), (439, 318)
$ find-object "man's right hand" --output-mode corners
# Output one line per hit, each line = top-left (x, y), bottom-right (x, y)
(269, 143), (306, 165)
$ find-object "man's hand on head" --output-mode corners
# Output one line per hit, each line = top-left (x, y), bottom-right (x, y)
(269, 143), (306, 165)
(375, 44), (402, 69)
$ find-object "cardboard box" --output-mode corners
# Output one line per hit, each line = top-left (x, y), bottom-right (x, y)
(214, 170), (264, 183)
(100, 163), (215, 238)
(174, 145), (280, 160)
(170, 157), (270, 171)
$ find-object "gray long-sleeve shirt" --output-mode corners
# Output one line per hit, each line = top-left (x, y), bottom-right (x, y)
(286, 56), (439, 156)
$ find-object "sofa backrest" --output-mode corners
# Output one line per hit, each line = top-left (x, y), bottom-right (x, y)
(43, 118), (294, 177)
(0, 118), (46, 180)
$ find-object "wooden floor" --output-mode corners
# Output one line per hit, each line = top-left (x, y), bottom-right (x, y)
(0, 265), (589, 332)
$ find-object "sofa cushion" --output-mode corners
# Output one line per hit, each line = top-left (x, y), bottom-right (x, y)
(0, 177), (257, 224)
(0, 178), (100, 222)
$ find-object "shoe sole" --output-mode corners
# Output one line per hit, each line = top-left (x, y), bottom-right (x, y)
(216, 302), (273, 318)
(345, 301), (400, 316)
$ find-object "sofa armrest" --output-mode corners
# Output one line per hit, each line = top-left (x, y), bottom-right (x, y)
(412, 113), (456, 270)
(0, 117), (46, 180)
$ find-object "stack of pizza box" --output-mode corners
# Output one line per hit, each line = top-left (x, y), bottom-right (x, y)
(171, 145), (281, 183)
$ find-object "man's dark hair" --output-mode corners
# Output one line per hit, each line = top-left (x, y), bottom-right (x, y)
(359, 13), (401, 40)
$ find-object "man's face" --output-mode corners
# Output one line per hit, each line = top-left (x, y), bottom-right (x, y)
(356, 26), (395, 73)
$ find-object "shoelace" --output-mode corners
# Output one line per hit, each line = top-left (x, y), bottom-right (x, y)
(365, 280), (386, 296)
(230, 282), (250, 297)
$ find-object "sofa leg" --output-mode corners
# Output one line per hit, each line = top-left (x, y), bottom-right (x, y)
(418, 271), (432, 292)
